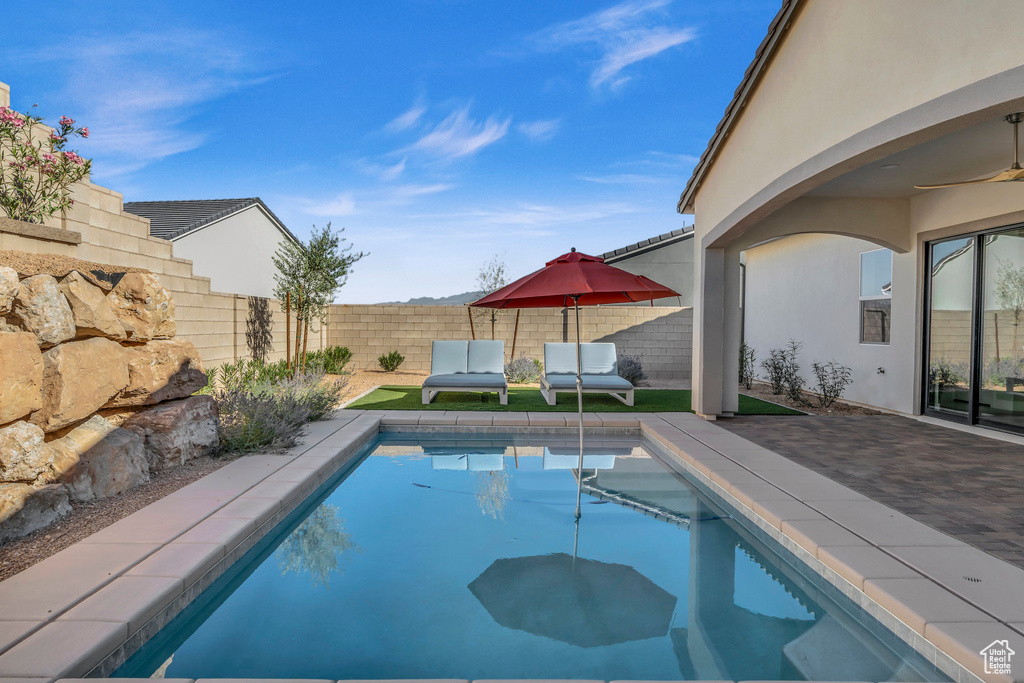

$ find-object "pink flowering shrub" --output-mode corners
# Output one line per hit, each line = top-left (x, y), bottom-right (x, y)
(0, 106), (91, 223)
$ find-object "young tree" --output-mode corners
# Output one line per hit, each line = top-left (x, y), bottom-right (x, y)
(476, 253), (509, 339)
(273, 223), (365, 372)
(994, 257), (1024, 360)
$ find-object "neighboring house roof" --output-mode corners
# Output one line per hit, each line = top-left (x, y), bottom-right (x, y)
(601, 227), (694, 263)
(123, 197), (302, 244)
(676, 0), (802, 214)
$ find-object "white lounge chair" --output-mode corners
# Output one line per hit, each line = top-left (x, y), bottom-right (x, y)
(424, 444), (507, 471)
(539, 342), (635, 406)
(542, 446), (620, 470)
(421, 340), (509, 405)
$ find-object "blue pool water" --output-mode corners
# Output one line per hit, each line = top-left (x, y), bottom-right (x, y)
(117, 434), (949, 681)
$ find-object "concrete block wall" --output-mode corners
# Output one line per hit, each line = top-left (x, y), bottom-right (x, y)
(0, 80), (685, 375)
(0, 185), (684, 376)
(327, 304), (692, 380)
(0, 189), (327, 369)
(929, 309), (1023, 368)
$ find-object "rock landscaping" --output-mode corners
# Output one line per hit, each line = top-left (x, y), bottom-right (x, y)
(0, 255), (218, 544)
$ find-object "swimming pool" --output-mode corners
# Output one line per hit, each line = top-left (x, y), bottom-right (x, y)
(116, 433), (949, 681)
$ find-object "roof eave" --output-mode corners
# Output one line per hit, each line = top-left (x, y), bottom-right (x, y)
(677, 0), (803, 215)
(601, 229), (694, 262)
(148, 197), (303, 247)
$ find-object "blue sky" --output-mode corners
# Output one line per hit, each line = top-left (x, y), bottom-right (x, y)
(2, 0), (779, 303)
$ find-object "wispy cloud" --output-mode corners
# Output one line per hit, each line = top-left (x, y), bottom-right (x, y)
(380, 158), (407, 181)
(385, 101), (427, 133)
(305, 193), (358, 217)
(13, 29), (277, 179)
(409, 105), (511, 160)
(388, 183), (455, 200)
(460, 201), (637, 229)
(517, 119), (561, 142)
(608, 149), (700, 172)
(297, 182), (454, 219)
(530, 0), (696, 90)
(577, 173), (665, 185)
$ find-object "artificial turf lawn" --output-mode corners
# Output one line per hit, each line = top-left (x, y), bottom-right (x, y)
(345, 386), (803, 415)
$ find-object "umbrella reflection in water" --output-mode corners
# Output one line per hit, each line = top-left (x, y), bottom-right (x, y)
(468, 550), (677, 648)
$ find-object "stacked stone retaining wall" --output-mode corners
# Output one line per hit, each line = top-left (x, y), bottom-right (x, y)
(0, 261), (217, 544)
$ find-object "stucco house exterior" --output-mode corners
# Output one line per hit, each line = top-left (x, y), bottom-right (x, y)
(124, 198), (300, 298)
(680, 0), (1024, 437)
(600, 227), (694, 306)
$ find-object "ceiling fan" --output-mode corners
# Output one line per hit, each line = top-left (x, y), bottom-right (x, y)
(915, 113), (1024, 189)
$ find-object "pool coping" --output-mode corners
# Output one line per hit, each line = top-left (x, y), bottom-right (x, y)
(0, 410), (1019, 683)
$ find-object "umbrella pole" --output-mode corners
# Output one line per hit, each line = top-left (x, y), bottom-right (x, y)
(573, 296), (584, 521)
(572, 515), (580, 576)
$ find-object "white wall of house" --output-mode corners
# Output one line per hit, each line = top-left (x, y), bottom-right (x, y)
(681, 0), (1024, 418)
(743, 182), (1024, 415)
(605, 237), (694, 306)
(169, 204), (292, 298)
(744, 233), (917, 412)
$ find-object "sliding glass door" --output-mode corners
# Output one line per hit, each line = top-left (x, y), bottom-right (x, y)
(979, 228), (1024, 430)
(925, 225), (1024, 433)
(925, 237), (974, 418)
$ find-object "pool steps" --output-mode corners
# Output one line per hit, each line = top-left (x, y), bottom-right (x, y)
(0, 410), (1020, 683)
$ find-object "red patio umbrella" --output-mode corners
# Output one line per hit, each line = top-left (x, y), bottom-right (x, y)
(472, 248), (679, 518)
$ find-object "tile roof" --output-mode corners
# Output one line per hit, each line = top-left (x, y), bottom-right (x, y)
(600, 226), (694, 262)
(123, 197), (300, 244)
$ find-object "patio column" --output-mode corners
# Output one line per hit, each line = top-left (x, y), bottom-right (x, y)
(692, 244), (741, 418)
(722, 245), (742, 416)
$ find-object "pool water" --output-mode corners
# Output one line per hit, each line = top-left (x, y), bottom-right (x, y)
(117, 434), (948, 681)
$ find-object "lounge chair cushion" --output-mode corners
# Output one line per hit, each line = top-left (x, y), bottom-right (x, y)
(542, 450), (617, 470)
(468, 340), (504, 374)
(544, 343), (580, 375)
(431, 341), (468, 375)
(422, 373), (507, 388)
(430, 453), (505, 471)
(544, 373), (633, 391)
(581, 343), (618, 375)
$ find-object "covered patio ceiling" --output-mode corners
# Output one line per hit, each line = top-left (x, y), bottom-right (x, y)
(806, 114), (1019, 199)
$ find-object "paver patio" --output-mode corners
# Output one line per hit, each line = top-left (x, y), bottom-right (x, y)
(717, 415), (1024, 568)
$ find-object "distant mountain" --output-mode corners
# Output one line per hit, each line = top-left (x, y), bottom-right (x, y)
(377, 290), (486, 306)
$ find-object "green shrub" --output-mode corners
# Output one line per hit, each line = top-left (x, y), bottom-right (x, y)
(810, 360), (853, 410)
(378, 350), (404, 372)
(739, 342), (756, 389)
(216, 383), (311, 453)
(208, 360), (348, 454)
(287, 370), (347, 421)
(217, 357), (291, 392)
(305, 346), (352, 375)
(618, 354), (648, 386)
(504, 355), (542, 383)
(762, 340), (805, 402)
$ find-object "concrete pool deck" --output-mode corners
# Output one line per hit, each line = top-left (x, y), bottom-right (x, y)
(0, 411), (1020, 683)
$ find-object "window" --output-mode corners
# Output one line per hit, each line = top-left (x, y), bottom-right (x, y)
(860, 249), (892, 344)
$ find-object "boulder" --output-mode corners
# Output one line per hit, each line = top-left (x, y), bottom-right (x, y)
(0, 483), (71, 544)
(105, 339), (206, 408)
(0, 331), (44, 424)
(0, 421), (46, 483)
(52, 416), (149, 502)
(124, 395), (219, 471)
(32, 337), (129, 432)
(9, 274), (75, 347)
(106, 272), (175, 341)
(58, 271), (126, 340)
(0, 266), (18, 315)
